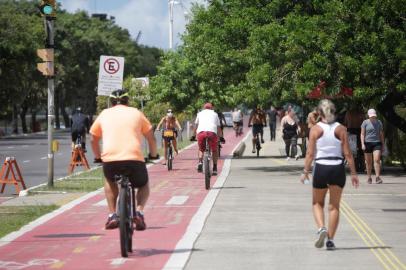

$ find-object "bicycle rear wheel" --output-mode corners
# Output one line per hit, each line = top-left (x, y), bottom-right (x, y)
(204, 153), (210, 190)
(256, 138), (260, 157)
(119, 188), (131, 257)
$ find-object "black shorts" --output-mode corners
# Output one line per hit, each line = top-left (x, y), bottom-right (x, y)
(103, 160), (148, 188)
(364, 142), (382, 153)
(233, 121), (243, 127)
(313, 163), (346, 189)
(252, 124), (263, 136)
(71, 130), (85, 143)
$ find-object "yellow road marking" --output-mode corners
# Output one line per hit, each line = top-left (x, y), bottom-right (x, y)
(73, 246), (85, 253)
(271, 159), (287, 165)
(341, 201), (406, 270)
(152, 180), (169, 192)
(89, 235), (101, 241)
(49, 261), (65, 269)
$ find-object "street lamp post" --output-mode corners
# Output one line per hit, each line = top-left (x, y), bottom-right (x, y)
(168, 0), (181, 49)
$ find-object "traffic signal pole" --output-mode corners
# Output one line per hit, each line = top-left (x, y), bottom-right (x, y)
(45, 18), (55, 187)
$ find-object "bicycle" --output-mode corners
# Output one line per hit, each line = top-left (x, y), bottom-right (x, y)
(253, 133), (261, 157)
(234, 121), (243, 137)
(163, 129), (175, 171)
(203, 137), (212, 190)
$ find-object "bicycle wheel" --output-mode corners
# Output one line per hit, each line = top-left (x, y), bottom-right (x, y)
(167, 145), (173, 171)
(256, 137), (260, 157)
(204, 153), (210, 190)
(119, 187), (130, 257)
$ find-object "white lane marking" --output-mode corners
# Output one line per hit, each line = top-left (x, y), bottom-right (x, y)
(23, 160), (31, 163)
(7, 146), (14, 149)
(344, 193), (406, 196)
(110, 258), (128, 266)
(93, 199), (107, 206)
(22, 145), (29, 148)
(57, 153), (63, 156)
(163, 132), (250, 270)
(40, 157), (47, 160)
(166, 196), (189, 205)
(0, 189), (103, 248)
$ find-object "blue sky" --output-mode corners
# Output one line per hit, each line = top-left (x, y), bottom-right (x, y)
(59, 0), (205, 49)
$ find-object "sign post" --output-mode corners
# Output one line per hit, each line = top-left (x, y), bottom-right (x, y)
(98, 55), (125, 96)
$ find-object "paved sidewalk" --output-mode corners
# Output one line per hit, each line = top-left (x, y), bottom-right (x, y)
(185, 128), (406, 270)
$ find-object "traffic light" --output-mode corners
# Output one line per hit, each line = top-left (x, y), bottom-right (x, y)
(37, 48), (54, 76)
(39, 0), (56, 18)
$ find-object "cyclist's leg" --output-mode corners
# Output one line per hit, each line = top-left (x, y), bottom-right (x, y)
(102, 162), (120, 214)
(209, 132), (219, 166)
(81, 131), (87, 150)
(196, 132), (206, 162)
(71, 131), (78, 150)
(172, 135), (178, 154)
(163, 139), (168, 164)
(252, 126), (258, 151)
(260, 125), (264, 143)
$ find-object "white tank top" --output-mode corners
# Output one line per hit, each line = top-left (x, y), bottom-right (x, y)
(315, 122), (343, 165)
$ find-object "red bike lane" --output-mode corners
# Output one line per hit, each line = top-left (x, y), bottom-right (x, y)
(0, 127), (248, 270)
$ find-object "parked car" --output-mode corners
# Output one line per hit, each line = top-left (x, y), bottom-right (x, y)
(222, 112), (234, 127)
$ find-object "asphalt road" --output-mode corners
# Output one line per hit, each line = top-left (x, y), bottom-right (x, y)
(0, 130), (95, 196)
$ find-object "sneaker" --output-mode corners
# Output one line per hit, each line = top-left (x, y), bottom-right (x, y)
(286, 157), (290, 161)
(295, 155), (300, 161)
(252, 149), (256, 153)
(134, 211), (146, 231)
(105, 213), (119, 230)
(315, 227), (327, 248)
(197, 162), (203, 173)
(367, 177), (372, 184)
(212, 165), (218, 176)
(376, 177), (383, 184)
(326, 240), (336, 250)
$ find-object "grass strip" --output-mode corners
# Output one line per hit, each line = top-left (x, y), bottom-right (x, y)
(0, 205), (58, 238)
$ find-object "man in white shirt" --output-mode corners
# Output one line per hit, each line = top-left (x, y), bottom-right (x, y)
(192, 103), (224, 175)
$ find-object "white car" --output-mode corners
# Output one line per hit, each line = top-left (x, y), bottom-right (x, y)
(222, 112), (234, 127)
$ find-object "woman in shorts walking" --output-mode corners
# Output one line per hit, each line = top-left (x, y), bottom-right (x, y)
(361, 109), (385, 184)
(301, 99), (359, 250)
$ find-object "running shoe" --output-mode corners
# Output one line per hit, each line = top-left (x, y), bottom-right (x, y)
(105, 213), (119, 230)
(134, 211), (147, 231)
(367, 177), (372, 184)
(326, 239), (336, 250)
(295, 155), (300, 161)
(315, 227), (327, 248)
(212, 165), (218, 176)
(376, 177), (383, 184)
(252, 149), (256, 153)
(286, 157), (290, 161)
(197, 162), (203, 173)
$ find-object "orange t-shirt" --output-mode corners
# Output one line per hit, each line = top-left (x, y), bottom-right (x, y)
(89, 105), (152, 162)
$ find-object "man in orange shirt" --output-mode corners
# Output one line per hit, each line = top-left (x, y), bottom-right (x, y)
(90, 89), (158, 230)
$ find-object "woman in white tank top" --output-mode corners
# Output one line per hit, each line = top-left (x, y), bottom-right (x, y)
(300, 99), (359, 250)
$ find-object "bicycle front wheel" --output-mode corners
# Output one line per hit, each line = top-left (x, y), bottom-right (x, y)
(204, 154), (210, 190)
(167, 146), (173, 171)
(119, 188), (130, 257)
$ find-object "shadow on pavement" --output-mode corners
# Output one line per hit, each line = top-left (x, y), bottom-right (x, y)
(243, 165), (303, 173)
(335, 246), (392, 251)
(236, 155), (286, 159)
(135, 248), (203, 257)
(211, 186), (246, 190)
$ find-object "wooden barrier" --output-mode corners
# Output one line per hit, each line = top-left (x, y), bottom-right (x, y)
(69, 146), (90, 174)
(0, 157), (27, 194)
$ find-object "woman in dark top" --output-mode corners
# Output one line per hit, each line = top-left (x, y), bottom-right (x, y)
(281, 109), (300, 160)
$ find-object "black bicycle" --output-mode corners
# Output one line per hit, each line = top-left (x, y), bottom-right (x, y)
(203, 138), (212, 190)
(163, 129), (175, 171)
(116, 174), (135, 257)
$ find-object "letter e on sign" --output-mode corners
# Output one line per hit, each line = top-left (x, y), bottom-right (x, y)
(104, 58), (120, 74)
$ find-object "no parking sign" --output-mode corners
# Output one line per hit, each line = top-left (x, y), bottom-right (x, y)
(97, 55), (125, 96)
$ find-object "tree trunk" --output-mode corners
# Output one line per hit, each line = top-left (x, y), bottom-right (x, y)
(19, 104), (28, 133)
(61, 104), (70, 128)
(377, 91), (406, 133)
(12, 105), (19, 134)
(31, 111), (38, 132)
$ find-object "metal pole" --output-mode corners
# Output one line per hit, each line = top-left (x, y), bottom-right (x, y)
(169, 0), (173, 49)
(46, 18), (55, 187)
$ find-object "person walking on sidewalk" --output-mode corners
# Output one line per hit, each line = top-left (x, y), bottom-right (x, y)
(281, 109), (300, 160)
(361, 108), (385, 184)
(267, 105), (277, 141)
(90, 89), (158, 230)
(300, 99), (359, 250)
(191, 103), (225, 176)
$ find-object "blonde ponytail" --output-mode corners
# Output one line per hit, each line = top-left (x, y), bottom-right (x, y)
(317, 99), (336, 124)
